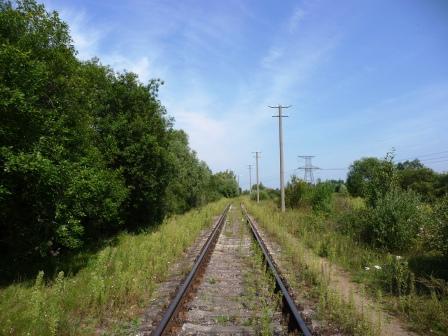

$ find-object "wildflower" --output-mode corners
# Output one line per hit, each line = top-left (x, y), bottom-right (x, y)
(364, 266), (370, 271)
(395, 255), (402, 260)
(374, 265), (382, 270)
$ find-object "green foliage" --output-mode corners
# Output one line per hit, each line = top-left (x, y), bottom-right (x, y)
(285, 176), (333, 212)
(246, 198), (448, 335)
(210, 170), (239, 198)
(347, 154), (397, 207)
(377, 255), (413, 296)
(357, 189), (424, 251)
(397, 159), (438, 201)
(285, 175), (310, 208)
(165, 130), (212, 213)
(249, 183), (279, 201)
(408, 255), (448, 282)
(348, 156), (447, 205)
(0, 199), (228, 335)
(310, 182), (334, 212)
(435, 173), (448, 197)
(336, 183), (348, 194)
(244, 200), (381, 335)
(346, 157), (384, 197)
(343, 154), (448, 256)
(0, 0), (232, 281)
(430, 196), (448, 257)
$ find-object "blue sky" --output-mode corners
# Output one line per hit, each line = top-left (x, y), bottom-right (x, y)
(43, 0), (448, 189)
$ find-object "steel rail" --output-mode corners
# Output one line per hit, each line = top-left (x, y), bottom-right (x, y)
(150, 204), (230, 336)
(241, 204), (313, 336)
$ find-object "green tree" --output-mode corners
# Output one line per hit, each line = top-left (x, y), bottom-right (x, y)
(0, 0), (231, 281)
(346, 157), (383, 197)
(359, 189), (424, 251)
(89, 71), (172, 228)
(285, 175), (310, 208)
(396, 160), (437, 201)
(165, 130), (212, 213)
(210, 170), (239, 198)
(0, 0), (128, 276)
(347, 155), (397, 207)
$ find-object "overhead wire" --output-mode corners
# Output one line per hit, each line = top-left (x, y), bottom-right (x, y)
(396, 150), (448, 162)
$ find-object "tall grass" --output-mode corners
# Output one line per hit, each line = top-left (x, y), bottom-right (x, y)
(244, 199), (379, 335)
(0, 199), (228, 335)
(244, 197), (448, 335)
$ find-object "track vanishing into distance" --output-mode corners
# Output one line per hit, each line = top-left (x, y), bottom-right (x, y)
(144, 204), (313, 336)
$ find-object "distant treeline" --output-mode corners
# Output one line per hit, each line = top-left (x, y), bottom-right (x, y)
(0, 0), (238, 279)
(281, 155), (448, 258)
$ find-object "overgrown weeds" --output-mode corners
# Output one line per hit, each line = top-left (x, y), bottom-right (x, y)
(245, 198), (448, 335)
(243, 235), (281, 335)
(0, 199), (228, 335)
(245, 200), (380, 335)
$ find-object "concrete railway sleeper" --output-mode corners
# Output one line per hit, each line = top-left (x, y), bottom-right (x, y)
(149, 204), (313, 336)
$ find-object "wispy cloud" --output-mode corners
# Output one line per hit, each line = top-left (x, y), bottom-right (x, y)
(57, 8), (106, 60)
(288, 7), (307, 33)
(41, 0), (448, 183)
(260, 47), (284, 69)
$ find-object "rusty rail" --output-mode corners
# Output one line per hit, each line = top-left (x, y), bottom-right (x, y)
(150, 204), (230, 336)
(241, 204), (313, 336)
(151, 203), (312, 335)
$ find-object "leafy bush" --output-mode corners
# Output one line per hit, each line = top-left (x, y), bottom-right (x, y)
(310, 182), (333, 212)
(358, 189), (425, 251)
(346, 154), (397, 207)
(250, 183), (279, 202)
(408, 255), (448, 282)
(377, 254), (413, 296)
(433, 196), (448, 257)
(336, 208), (365, 238)
(285, 177), (333, 212)
(284, 176), (310, 208)
(337, 183), (348, 194)
(250, 189), (269, 201)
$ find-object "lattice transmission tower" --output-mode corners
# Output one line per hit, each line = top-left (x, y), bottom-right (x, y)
(298, 156), (320, 184)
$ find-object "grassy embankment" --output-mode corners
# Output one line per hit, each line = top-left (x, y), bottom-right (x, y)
(244, 197), (448, 336)
(0, 199), (228, 335)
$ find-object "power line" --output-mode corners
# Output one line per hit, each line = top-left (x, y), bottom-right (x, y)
(320, 168), (348, 171)
(418, 156), (448, 163)
(423, 159), (448, 165)
(396, 150), (448, 162)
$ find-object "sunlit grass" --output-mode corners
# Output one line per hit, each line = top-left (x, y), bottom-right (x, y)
(244, 197), (448, 335)
(244, 198), (378, 335)
(0, 199), (229, 335)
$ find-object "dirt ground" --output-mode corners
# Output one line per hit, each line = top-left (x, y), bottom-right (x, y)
(249, 214), (418, 336)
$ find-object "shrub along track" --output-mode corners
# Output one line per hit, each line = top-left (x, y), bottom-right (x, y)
(139, 204), (313, 335)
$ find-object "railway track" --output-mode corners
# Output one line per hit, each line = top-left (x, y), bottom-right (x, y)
(147, 204), (313, 335)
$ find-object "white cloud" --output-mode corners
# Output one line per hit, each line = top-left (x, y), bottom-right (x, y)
(289, 7), (307, 33)
(100, 54), (161, 84)
(57, 8), (106, 60)
(260, 47), (284, 69)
